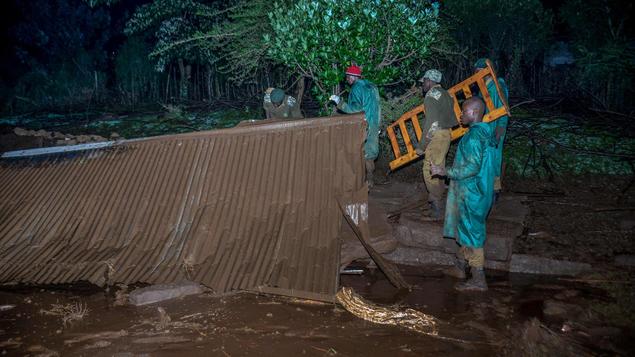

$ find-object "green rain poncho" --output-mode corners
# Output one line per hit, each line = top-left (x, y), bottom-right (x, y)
(483, 78), (509, 178)
(338, 79), (381, 160)
(443, 122), (497, 248)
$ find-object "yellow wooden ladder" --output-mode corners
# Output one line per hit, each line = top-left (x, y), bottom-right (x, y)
(386, 59), (511, 171)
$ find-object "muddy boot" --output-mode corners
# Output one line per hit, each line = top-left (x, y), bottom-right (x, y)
(443, 258), (467, 279)
(422, 201), (442, 221)
(455, 267), (488, 292)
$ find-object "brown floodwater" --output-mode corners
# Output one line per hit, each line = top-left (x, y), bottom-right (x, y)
(0, 265), (631, 356)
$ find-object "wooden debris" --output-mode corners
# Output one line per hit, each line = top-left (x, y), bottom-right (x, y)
(336, 287), (438, 336)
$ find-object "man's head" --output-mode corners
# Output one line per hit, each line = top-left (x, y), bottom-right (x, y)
(419, 69), (442, 92)
(473, 58), (488, 75)
(270, 88), (285, 105)
(460, 97), (485, 126)
(345, 65), (362, 85)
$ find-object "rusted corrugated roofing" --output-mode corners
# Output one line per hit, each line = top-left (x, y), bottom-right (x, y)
(0, 115), (367, 301)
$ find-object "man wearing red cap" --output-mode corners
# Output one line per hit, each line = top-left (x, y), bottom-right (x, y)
(329, 65), (381, 188)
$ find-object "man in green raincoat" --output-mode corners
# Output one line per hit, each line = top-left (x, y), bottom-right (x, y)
(432, 97), (496, 292)
(330, 65), (381, 187)
(474, 58), (509, 195)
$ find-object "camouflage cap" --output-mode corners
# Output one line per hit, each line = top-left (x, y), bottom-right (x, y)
(270, 88), (285, 103)
(420, 69), (442, 83)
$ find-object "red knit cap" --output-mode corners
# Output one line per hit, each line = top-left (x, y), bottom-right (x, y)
(345, 65), (362, 77)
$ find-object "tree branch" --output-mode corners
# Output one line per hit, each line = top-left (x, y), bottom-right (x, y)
(150, 32), (237, 57)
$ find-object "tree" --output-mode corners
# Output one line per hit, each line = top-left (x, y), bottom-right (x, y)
(443, 0), (552, 94)
(561, 0), (634, 110)
(11, 0), (113, 109)
(115, 36), (163, 106)
(267, 0), (441, 106)
(212, 0), (279, 84)
(124, 0), (226, 99)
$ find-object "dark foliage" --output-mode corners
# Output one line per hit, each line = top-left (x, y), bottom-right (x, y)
(0, 0), (632, 114)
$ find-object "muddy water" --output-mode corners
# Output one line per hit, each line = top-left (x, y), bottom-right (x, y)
(0, 267), (630, 356)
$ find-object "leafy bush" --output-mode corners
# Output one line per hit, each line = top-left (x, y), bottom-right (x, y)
(504, 110), (634, 178)
(267, 0), (440, 106)
(561, 0), (634, 110)
(443, 0), (552, 94)
(115, 36), (163, 106)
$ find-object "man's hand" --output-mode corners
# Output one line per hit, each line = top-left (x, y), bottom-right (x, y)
(329, 94), (341, 105)
(265, 87), (274, 94)
(430, 163), (446, 177)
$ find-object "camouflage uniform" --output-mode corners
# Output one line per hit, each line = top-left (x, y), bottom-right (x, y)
(263, 92), (303, 120)
(418, 84), (456, 211)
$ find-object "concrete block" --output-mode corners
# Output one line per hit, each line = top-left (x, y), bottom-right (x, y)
(395, 218), (511, 262)
(339, 197), (397, 267)
(394, 218), (457, 253)
(510, 254), (592, 276)
(128, 281), (203, 306)
(340, 233), (397, 268)
(385, 246), (455, 266)
(484, 259), (509, 271)
(484, 233), (512, 262)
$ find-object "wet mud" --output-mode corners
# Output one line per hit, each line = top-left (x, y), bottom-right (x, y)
(1, 266), (632, 356)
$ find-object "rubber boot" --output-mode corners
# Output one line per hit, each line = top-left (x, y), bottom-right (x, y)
(365, 159), (375, 189)
(443, 257), (467, 279)
(455, 267), (488, 292)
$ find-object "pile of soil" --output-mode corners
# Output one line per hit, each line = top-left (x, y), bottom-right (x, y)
(0, 126), (115, 155)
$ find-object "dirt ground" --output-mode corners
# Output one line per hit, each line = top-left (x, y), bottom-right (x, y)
(508, 175), (634, 265)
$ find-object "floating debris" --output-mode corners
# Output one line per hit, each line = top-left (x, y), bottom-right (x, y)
(39, 302), (89, 327)
(336, 287), (438, 336)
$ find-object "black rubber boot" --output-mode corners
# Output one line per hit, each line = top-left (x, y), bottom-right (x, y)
(443, 257), (467, 279)
(455, 267), (488, 292)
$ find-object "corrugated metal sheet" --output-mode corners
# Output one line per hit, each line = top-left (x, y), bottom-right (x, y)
(0, 115), (367, 301)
